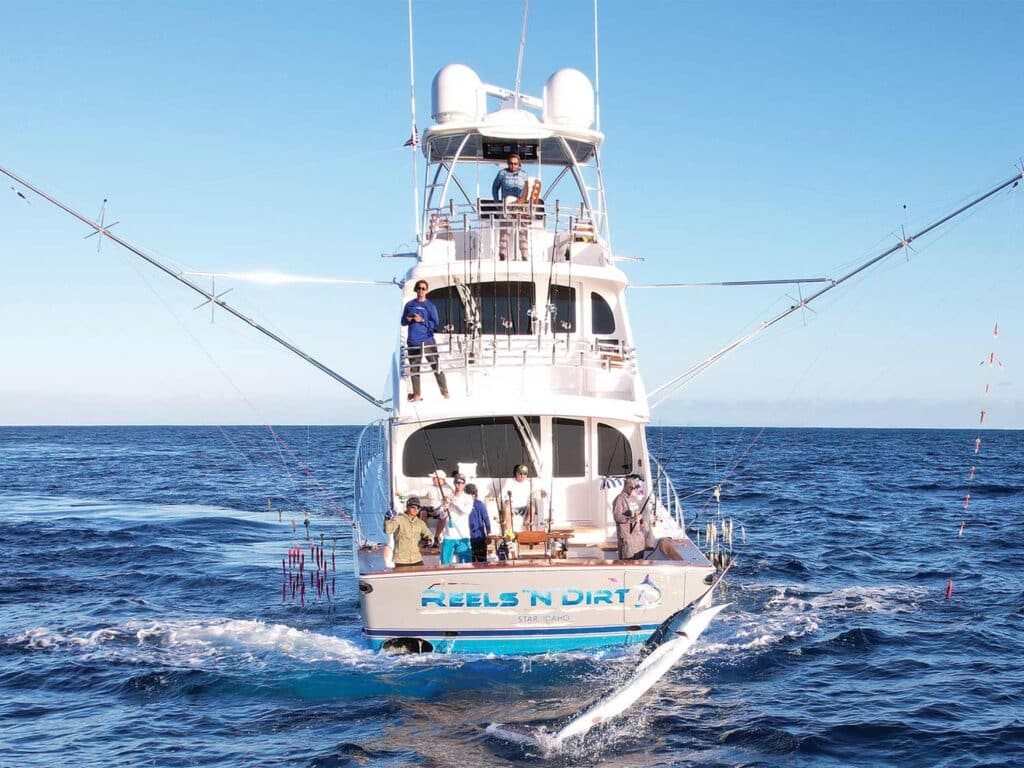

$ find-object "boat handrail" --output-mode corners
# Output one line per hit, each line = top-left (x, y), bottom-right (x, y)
(400, 335), (637, 378)
(652, 456), (685, 530)
(424, 198), (607, 261)
(353, 418), (390, 545)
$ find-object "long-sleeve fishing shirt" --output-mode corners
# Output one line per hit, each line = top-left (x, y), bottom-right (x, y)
(491, 168), (528, 201)
(612, 491), (646, 560)
(401, 298), (440, 347)
(384, 512), (432, 565)
(469, 499), (491, 541)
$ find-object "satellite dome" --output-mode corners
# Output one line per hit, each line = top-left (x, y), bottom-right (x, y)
(432, 64), (484, 124)
(543, 68), (595, 129)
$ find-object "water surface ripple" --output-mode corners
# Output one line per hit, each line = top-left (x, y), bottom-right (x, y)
(1, 426), (1022, 767)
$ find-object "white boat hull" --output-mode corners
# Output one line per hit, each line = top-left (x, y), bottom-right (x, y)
(358, 542), (714, 654)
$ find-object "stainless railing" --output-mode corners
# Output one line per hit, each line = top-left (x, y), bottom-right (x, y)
(353, 418), (390, 546)
(651, 456), (686, 530)
(400, 336), (638, 379)
(425, 198), (607, 263)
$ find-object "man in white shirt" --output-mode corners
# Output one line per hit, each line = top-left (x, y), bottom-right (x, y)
(439, 473), (474, 563)
(499, 464), (547, 534)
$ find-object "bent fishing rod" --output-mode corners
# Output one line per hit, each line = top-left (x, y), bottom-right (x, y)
(648, 167), (1024, 409)
(1, 164), (390, 411)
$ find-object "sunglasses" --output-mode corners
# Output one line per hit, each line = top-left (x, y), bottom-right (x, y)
(455, 479), (466, 485)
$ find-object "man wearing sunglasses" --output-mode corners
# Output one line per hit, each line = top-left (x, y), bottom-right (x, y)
(384, 496), (433, 568)
(500, 464), (546, 534)
(491, 153), (530, 261)
(401, 280), (449, 401)
(437, 473), (473, 564)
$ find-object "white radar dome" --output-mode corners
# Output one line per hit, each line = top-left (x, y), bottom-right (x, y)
(543, 68), (595, 129)
(432, 64), (484, 124)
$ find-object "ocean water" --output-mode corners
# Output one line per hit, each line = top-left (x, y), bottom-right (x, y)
(1, 425), (1022, 767)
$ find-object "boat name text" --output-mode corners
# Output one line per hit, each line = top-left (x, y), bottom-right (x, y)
(420, 587), (631, 608)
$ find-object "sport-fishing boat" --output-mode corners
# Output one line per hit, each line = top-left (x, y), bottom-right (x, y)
(352, 64), (717, 654)
(3, 49), (1018, 659)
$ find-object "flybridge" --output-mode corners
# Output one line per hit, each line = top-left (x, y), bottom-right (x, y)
(417, 64), (610, 251)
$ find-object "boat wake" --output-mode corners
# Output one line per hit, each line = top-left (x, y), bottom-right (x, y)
(7, 619), (375, 667)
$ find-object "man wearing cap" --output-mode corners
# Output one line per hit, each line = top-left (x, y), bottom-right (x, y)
(384, 497), (433, 568)
(612, 474), (646, 560)
(500, 464), (546, 534)
(437, 473), (473, 564)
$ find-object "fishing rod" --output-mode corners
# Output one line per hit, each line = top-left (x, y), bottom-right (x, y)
(1, 165), (390, 411)
(648, 168), (1024, 409)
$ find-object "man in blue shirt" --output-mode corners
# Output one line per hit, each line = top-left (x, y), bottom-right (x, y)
(401, 279), (449, 401)
(491, 153), (531, 261)
(465, 483), (492, 563)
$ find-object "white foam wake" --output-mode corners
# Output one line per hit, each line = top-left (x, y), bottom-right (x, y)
(698, 582), (927, 656)
(7, 618), (379, 669)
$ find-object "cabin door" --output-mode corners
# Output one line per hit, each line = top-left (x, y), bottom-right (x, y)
(550, 417), (591, 527)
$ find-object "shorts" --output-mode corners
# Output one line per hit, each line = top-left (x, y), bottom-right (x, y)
(511, 506), (529, 533)
(441, 538), (472, 564)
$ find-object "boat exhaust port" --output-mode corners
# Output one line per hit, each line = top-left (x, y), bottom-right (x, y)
(382, 637), (434, 654)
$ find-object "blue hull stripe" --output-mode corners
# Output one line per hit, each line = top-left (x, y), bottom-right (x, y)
(364, 622), (662, 638)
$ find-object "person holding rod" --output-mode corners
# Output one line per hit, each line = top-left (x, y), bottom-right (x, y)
(500, 464), (546, 535)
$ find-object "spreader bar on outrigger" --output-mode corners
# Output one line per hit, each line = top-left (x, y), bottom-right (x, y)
(1, 164), (390, 412)
(648, 167), (1024, 409)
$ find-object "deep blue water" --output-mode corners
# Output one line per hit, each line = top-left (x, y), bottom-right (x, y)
(1, 425), (1022, 767)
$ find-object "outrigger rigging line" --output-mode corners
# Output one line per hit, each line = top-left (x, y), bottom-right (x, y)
(0, 164), (390, 412)
(648, 168), (1024, 409)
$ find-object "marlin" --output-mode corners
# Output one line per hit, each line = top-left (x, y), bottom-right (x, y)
(486, 599), (729, 751)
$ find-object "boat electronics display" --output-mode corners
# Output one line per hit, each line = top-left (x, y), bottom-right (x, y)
(482, 141), (538, 161)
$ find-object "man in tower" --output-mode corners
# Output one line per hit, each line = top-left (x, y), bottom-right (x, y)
(491, 153), (530, 261)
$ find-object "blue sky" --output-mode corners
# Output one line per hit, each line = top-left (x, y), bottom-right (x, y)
(1, 1), (1021, 427)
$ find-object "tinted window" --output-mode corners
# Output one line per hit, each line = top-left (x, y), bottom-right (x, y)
(552, 418), (585, 477)
(597, 423), (633, 475)
(591, 292), (615, 335)
(429, 281), (535, 335)
(549, 284), (576, 332)
(403, 417), (540, 477)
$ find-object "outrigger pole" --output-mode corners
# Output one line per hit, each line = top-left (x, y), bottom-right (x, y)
(0, 164), (390, 412)
(648, 168), (1024, 409)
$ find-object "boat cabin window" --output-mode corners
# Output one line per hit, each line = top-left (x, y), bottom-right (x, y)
(403, 417), (540, 477)
(591, 292), (615, 335)
(552, 418), (585, 477)
(549, 285), (576, 333)
(597, 423), (633, 475)
(428, 282), (535, 335)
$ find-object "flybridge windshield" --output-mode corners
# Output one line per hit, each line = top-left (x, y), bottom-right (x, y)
(426, 133), (597, 166)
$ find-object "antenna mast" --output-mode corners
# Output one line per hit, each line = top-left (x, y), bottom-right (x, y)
(513, 0), (530, 109)
(407, 0), (421, 241)
(593, 0), (601, 131)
